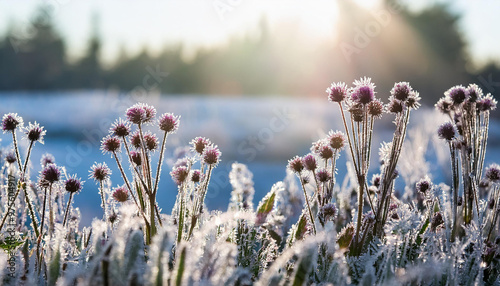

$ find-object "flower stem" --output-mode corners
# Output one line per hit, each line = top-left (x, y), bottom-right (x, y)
(63, 192), (73, 227)
(299, 178), (317, 235)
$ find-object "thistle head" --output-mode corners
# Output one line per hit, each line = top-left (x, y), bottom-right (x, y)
(158, 113), (180, 133)
(477, 94), (497, 112)
(416, 176), (432, 194)
(24, 122), (46, 143)
(328, 130), (346, 150)
(191, 137), (211, 155)
(2, 113), (23, 132)
(435, 97), (453, 114)
(351, 77), (375, 105)
(437, 122), (456, 141)
(485, 164), (500, 182)
(445, 85), (468, 106)
(90, 162), (111, 182)
(41, 153), (55, 167)
(64, 175), (83, 194)
(42, 163), (60, 183)
(5, 151), (16, 164)
(126, 103), (156, 125)
(406, 91), (421, 109)
(387, 99), (404, 114)
(391, 82), (412, 101)
(130, 151), (142, 166)
(170, 166), (189, 186)
(467, 84), (483, 102)
(303, 154), (317, 171)
(288, 156), (304, 174)
(143, 131), (159, 151)
(318, 144), (334, 160)
(110, 118), (131, 137)
(112, 186), (129, 202)
(101, 135), (121, 154)
(203, 145), (221, 166)
(316, 168), (332, 183)
(318, 203), (336, 224)
(191, 170), (203, 183)
(130, 130), (142, 148)
(368, 99), (384, 118)
(326, 82), (349, 103)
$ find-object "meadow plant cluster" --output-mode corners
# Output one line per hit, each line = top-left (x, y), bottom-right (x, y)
(0, 78), (499, 285)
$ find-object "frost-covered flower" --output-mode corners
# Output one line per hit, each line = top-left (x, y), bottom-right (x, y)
(130, 151), (142, 166)
(467, 84), (483, 102)
(387, 99), (403, 114)
(126, 103), (156, 125)
(42, 163), (60, 183)
(110, 118), (131, 137)
(435, 97), (453, 114)
(64, 175), (83, 193)
(477, 93), (497, 112)
(101, 135), (121, 153)
(158, 113), (180, 133)
(130, 130), (142, 148)
(170, 166), (189, 185)
(485, 164), (500, 182)
(24, 122), (46, 143)
(5, 151), (16, 164)
(191, 137), (211, 155)
(437, 122), (456, 141)
(368, 99), (384, 118)
(326, 82), (349, 103)
(316, 168), (331, 183)
(328, 130), (346, 150)
(416, 176), (432, 194)
(143, 131), (158, 151)
(303, 154), (317, 171)
(112, 186), (129, 202)
(288, 156), (304, 174)
(203, 145), (221, 166)
(318, 203), (336, 224)
(406, 91), (421, 109)
(41, 153), (55, 167)
(351, 77), (375, 105)
(2, 113), (23, 132)
(445, 85), (468, 106)
(191, 170), (203, 183)
(391, 82), (412, 101)
(90, 162), (111, 182)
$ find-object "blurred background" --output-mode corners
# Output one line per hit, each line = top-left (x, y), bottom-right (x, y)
(0, 0), (499, 225)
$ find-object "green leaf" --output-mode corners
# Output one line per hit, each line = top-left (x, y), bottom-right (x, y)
(290, 247), (315, 286)
(174, 246), (186, 286)
(257, 191), (276, 216)
(48, 248), (61, 286)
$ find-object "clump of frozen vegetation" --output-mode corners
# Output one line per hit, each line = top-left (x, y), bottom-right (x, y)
(0, 78), (499, 285)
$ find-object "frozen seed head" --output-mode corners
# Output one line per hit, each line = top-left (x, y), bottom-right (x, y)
(387, 99), (403, 114)
(351, 77), (375, 104)
(435, 97), (453, 114)
(42, 163), (60, 183)
(391, 82), (412, 101)
(437, 122), (456, 141)
(288, 156), (304, 174)
(101, 135), (121, 154)
(158, 113), (180, 133)
(2, 113), (23, 132)
(477, 94), (497, 112)
(368, 99), (384, 118)
(130, 130), (142, 148)
(90, 162), (112, 182)
(406, 91), (421, 109)
(485, 164), (500, 182)
(5, 151), (16, 164)
(126, 103), (156, 125)
(24, 122), (46, 143)
(326, 82), (349, 103)
(112, 186), (129, 202)
(445, 85), (468, 106)
(203, 145), (221, 166)
(143, 131), (159, 151)
(328, 130), (346, 150)
(316, 168), (332, 183)
(130, 151), (142, 166)
(41, 153), (55, 167)
(467, 84), (483, 102)
(191, 137), (211, 155)
(64, 175), (83, 193)
(110, 118), (131, 137)
(170, 166), (189, 185)
(303, 154), (317, 171)
(191, 170), (203, 183)
(416, 177), (432, 194)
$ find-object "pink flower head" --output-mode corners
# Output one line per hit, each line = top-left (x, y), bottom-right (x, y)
(328, 130), (346, 150)
(110, 118), (131, 137)
(143, 131), (158, 151)
(42, 163), (60, 183)
(112, 186), (129, 202)
(170, 166), (189, 185)
(158, 113), (180, 133)
(101, 135), (121, 153)
(288, 156), (304, 174)
(2, 113), (23, 132)
(126, 103), (156, 125)
(191, 137), (211, 155)
(64, 175), (83, 193)
(24, 122), (46, 143)
(203, 145), (221, 166)
(351, 77), (375, 105)
(90, 162), (112, 182)
(326, 82), (349, 103)
(391, 82), (412, 101)
(303, 154), (317, 171)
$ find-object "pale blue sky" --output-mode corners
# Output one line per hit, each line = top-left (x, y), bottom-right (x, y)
(0, 0), (498, 67)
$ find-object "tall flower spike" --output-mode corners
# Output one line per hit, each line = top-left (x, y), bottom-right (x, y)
(158, 113), (180, 133)
(351, 77), (375, 105)
(326, 82), (349, 103)
(90, 162), (112, 182)
(2, 113), (23, 132)
(24, 122), (46, 144)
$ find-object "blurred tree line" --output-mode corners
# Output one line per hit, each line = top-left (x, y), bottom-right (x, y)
(0, 1), (499, 106)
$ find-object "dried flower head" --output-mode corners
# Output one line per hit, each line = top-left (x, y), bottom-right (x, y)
(130, 130), (142, 148)
(170, 166), (189, 186)
(191, 170), (203, 183)
(90, 162), (112, 182)
(42, 163), (60, 183)
(391, 82), (412, 101)
(445, 85), (468, 106)
(191, 137), (211, 155)
(485, 164), (500, 182)
(2, 113), (23, 132)
(477, 93), (497, 112)
(110, 118), (131, 137)
(24, 122), (46, 143)
(5, 151), (16, 164)
(351, 77), (375, 104)
(143, 131), (159, 151)
(64, 175), (83, 193)
(126, 103), (156, 125)
(437, 122), (456, 141)
(328, 130), (346, 150)
(387, 99), (403, 114)
(101, 135), (121, 154)
(303, 154), (317, 171)
(158, 113), (180, 133)
(406, 91), (421, 109)
(130, 151), (142, 166)
(318, 144), (334, 160)
(203, 145), (221, 166)
(327, 82), (349, 103)
(368, 99), (384, 118)
(467, 84), (483, 102)
(288, 156), (304, 174)
(435, 97), (453, 114)
(41, 153), (55, 167)
(112, 186), (129, 202)
(318, 203), (336, 224)
(416, 176), (432, 194)
(316, 168), (332, 183)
